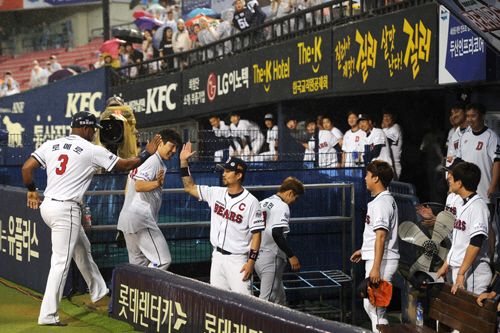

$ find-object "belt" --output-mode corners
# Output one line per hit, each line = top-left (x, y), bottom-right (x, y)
(216, 247), (232, 255)
(51, 198), (64, 202)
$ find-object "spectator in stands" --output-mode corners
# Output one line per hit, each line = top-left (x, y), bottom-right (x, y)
(125, 42), (142, 75)
(358, 113), (392, 167)
(209, 115), (238, 162)
(198, 17), (220, 59)
(382, 107), (403, 180)
(322, 115), (344, 147)
(142, 29), (160, 73)
(342, 110), (366, 167)
(191, 24), (201, 50)
(29, 60), (43, 89)
(118, 43), (134, 76)
(285, 115), (309, 148)
(49, 55), (62, 73)
(230, 111), (265, 160)
(257, 113), (279, 161)
(247, 0), (267, 43)
(40, 61), (51, 86)
(94, 53), (104, 69)
(304, 118), (341, 167)
(173, 19), (191, 66)
(159, 27), (174, 70)
(172, 5), (181, 22)
(1, 72), (20, 96)
(164, 11), (178, 33)
(217, 8), (236, 56)
(271, 0), (293, 36)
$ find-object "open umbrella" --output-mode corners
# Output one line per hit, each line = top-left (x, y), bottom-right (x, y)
(112, 28), (143, 44)
(185, 15), (219, 37)
(146, 4), (166, 14)
(152, 23), (177, 49)
(99, 38), (126, 59)
(133, 10), (153, 19)
(48, 68), (78, 83)
(134, 17), (164, 31)
(65, 65), (87, 73)
(187, 8), (217, 18)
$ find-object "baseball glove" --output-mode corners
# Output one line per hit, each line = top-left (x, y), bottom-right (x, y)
(116, 231), (126, 249)
(368, 278), (393, 308)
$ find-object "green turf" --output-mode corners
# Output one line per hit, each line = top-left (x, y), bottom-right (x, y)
(0, 279), (134, 333)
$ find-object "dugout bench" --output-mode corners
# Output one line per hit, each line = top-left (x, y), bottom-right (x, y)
(377, 282), (498, 333)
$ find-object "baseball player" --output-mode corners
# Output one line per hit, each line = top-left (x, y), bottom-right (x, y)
(322, 115), (344, 147)
(342, 110), (366, 167)
(255, 177), (305, 304)
(357, 114), (392, 168)
(180, 142), (265, 294)
(117, 129), (182, 270)
(445, 101), (467, 169)
(257, 113), (279, 162)
(22, 111), (161, 326)
(351, 160), (399, 333)
(436, 162), (492, 295)
(229, 111), (265, 161)
(304, 119), (341, 167)
(381, 107), (403, 179)
(209, 115), (239, 162)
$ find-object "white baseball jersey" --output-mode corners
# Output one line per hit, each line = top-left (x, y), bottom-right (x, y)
(213, 120), (231, 138)
(361, 191), (400, 260)
(342, 128), (366, 167)
(304, 130), (339, 167)
(230, 119), (263, 143)
(32, 134), (118, 203)
(447, 194), (490, 267)
(259, 194), (290, 260)
(364, 128), (392, 166)
(117, 151), (166, 233)
(266, 125), (278, 153)
(197, 186), (265, 254)
(445, 127), (456, 167)
(383, 124), (403, 175)
(445, 192), (463, 216)
(458, 127), (500, 204)
(331, 127), (344, 140)
(450, 126), (468, 161)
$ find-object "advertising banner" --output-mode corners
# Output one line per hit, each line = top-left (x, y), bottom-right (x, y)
(436, 0), (500, 53)
(23, 0), (100, 8)
(110, 73), (181, 128)
(251, 30), (332, 103)
(439, 5), (486, 84)
(332, 3), (437, 92)
(113, 263), (365, 333)
(0, 0), (23, 11)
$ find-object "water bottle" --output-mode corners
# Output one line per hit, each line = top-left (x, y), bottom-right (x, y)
(84, 207), (91, 228)
(416, 302), (424, 326)
(153, 263), (158, 268)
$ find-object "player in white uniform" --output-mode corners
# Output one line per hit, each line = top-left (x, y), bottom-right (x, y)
(257, 113), (279, 162)
(209, 116), (239, 162)
(382, 109), (403, 180)
(180, 144), (265, 294)
(445, 101), (467, 170)
(342, 110), (366, 167)
(229, 112), (265, 161)
(357, 114), (392, 169)
(22, 111), (161, 326)
(322, 115), (344, 147)
(304, 119), (341, 167)
(437, 162), (492, 295)
(351, 160), (399, 333)
(117, 129), (182, 270)
(255, 177), (305, 304)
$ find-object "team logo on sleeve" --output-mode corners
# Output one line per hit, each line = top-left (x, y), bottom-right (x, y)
(284, 212), (289, 219)
(365, 215), (371, 224)
(256, 210), (262, 218)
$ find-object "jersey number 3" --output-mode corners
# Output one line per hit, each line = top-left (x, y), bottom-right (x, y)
(56, 154), (69, 175)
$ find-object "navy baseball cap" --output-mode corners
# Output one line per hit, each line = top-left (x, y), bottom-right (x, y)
(216, 157), (247, 174)
(356, 113), (370, 124)
(356, 277), (370, 298)
(70, 112), (103, 129)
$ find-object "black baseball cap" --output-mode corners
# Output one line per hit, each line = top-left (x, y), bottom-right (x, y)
(216, 157), (247, 174)
(70, 112), (103, 129)
(356, 113), (370, 124)
(442, 157), (464, 172)
(356, 277), (370, 298)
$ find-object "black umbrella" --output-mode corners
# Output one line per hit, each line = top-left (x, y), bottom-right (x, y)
(112, 28), (143, 44)
(48, 68), (77, 83)
(129, 0), (141, 10)
(65, 64), (87, 73)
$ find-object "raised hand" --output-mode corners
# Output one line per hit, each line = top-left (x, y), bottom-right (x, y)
(180, 141), (196, 162)
(145, 135), (162, 155)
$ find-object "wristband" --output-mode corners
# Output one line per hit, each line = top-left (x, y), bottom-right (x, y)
(137, 150), (151, 163)
(457, 273), (464, 276)
(26, 182), (37, 192)
(180, 166), (191, 177)
(249, 249), (258, 261)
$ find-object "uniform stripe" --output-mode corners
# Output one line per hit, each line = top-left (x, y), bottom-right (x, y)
(147, 228), (162, 265)
(32, 152), (46, 168)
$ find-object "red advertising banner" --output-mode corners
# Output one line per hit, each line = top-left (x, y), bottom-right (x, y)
(0, 0), (23, 11)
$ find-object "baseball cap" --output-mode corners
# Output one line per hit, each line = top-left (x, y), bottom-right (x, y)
(442, 157), (464, 172)
(356, 277), (370, 298)
(50, 55), (56, 59)
(71, 112), (103, 129)
(264, 113), (274, 120)
(216, 157), (247, 173)
(356, 113), (370, 124)
(5, 71), (11, 76)
(410, 271), (444, 292)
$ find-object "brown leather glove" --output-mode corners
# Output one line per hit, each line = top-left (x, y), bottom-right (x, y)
(368, 278), (393, 307)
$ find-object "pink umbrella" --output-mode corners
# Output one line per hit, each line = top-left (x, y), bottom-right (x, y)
(134, 17), (164, 31)
(133, 10), (153, 19)
(99, 38), (126, 59)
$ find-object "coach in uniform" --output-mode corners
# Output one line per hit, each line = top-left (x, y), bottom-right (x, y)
(22, 112), (161, 326)
(117, 129), (182, 270)
(180, 142), (265, 294)
(357, 114), (392, 168)
(255, 177), (305, 304)
(342, 110), (366, 167)
(351, 160), (399, 333)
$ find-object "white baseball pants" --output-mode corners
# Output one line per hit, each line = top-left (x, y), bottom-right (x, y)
(451, 261), (492, 295)
(211, 249), (252, 295)
(254, 252), (287, 304)
(124, 228), (171, 270)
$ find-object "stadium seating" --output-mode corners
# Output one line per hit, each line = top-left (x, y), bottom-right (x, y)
(0, 38), (104, 92)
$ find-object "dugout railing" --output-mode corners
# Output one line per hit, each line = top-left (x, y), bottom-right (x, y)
(84, 182), (357, 322)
